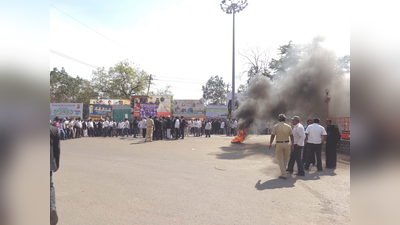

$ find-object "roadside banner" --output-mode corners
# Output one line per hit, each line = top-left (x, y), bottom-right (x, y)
(87, 104), (112, 117)
(206, 105), (228, 119)
(90, 99), (130, 105)
(148, 95), (171, 117)
(131, 95), (149, 117)
(50, 103), (83, 120)
(173, 99), (205, 118)
(139, 103), (157, 118)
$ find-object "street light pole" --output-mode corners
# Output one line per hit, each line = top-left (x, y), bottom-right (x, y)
(232, 9), (235, 118)
(325, 89), (331, 119)
(220, 0), (248, 118)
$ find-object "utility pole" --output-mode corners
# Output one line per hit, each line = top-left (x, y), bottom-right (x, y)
(147, 74), (153, 96)
(220, 0), (248, 118)
(226, 82), (230, 105)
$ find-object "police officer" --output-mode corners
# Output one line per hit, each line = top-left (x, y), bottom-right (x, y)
(145, 115), (155, 142)
(325, 119), (341, 169)
(269, 114), (294, 180)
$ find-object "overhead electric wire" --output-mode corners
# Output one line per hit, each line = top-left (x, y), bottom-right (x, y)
(50, 4), (183, 79)
(157, 79), (204, 84)
(50, 49), (99, 69)
(156, 75), (206, 82)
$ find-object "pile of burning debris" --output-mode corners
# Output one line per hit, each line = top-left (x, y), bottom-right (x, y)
(231, 130), (246, 144)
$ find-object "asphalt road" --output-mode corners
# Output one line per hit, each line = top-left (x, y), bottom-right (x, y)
(53, 134), (350, 225)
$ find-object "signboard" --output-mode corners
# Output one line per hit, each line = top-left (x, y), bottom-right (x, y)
(148, 95), (171, 117)
(173, 99), (205, 118)
(226, 93), (248, 118)
(50, 103), (83, 120)
(131, 95), (149, 117)
(139, 103), (157, 118)
(90, 99), (130, 105)
(87, 104), (112, 117)
(206, 105), (228, 119)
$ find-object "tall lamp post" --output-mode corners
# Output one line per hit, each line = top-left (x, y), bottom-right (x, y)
(325, 89), (332, 119)
(220, 0), (248, 118)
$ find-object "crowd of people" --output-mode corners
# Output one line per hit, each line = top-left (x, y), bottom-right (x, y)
(269, 114), (341, 180)
(50, 116), (240, 141)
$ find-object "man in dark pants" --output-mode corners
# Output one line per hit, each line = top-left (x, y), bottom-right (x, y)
(303, 119), (316, 166)
(153, 116), (160, 140)
(133, 117), (138, 138)
(180, 116), (186, 139)
(158, 117), (164, 140)
(304, 117), (327, 171)
(286, 116), (305, 176)
(50, 125), (61, 225)
(171, 118), (175, 139)
(325, 119), (341, 169)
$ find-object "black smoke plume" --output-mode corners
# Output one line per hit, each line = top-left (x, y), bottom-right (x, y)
(235, 37), (350, 131)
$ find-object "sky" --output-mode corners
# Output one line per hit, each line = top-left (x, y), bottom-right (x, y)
(50, 0), (350, 99)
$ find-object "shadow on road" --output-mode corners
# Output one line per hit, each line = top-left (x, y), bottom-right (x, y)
(255, 169), (337, 190)
(210, 143), (274, 160)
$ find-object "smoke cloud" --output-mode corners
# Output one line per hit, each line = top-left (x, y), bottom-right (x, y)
(235, 37), (350, 131)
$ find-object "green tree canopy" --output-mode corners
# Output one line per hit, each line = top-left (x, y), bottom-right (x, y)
(202, 75), (227, 105)
(50, 67), (99, 117)
(91, 60), (149, 99)
(50, 67), (87, 103)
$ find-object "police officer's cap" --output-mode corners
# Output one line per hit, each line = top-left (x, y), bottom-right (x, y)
(278, 114), (287, 120)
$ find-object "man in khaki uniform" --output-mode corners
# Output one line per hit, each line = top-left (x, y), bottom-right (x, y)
(269, 114), (294, 180)
(145, 115), (155, 142)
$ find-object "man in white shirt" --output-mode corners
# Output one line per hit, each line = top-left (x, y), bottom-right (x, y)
(220, 120), (225, 134)
(76, 118), (82, 138)
(103, 120), (109, 137)
(174, 117), (180, 139)
(195, 119), (202, 137)
(231, 119), (238, 136)
(188, 119), (193, 135)
(141, 118), (147, 138)
(286, 116), (306, 176)
(124, 119), (129, 137)
(304, 117), (327, 171)
(87, 119), (94, 137)
(108, 120), (114, 137)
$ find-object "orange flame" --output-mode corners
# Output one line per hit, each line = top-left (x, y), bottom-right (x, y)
(231, 129), (246, 143)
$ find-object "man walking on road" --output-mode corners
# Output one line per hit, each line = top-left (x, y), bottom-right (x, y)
(145, 116), (154, 142)
(304, 117), (327, 171)
(286, 116), (305, 176)
(269, 114), (294, 180)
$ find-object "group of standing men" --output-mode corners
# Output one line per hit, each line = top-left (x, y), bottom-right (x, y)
(269, 114), (341, 180)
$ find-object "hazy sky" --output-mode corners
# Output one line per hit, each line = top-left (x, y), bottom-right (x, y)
(50, 0), (350, 99)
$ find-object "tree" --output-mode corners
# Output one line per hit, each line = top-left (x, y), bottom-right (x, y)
(50, 67), (99, 118)
(237, 84), (247, 93)
(239, 47), (272, 84)
(335, 55), (350, 76)
(91, 59), (149, 99)
(76, 79), (99, 117)
(268, 41), (302, 80)
(149, 84), (173, 96)
(202, 75), (227, 105)
(50, 67), (86, 103)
